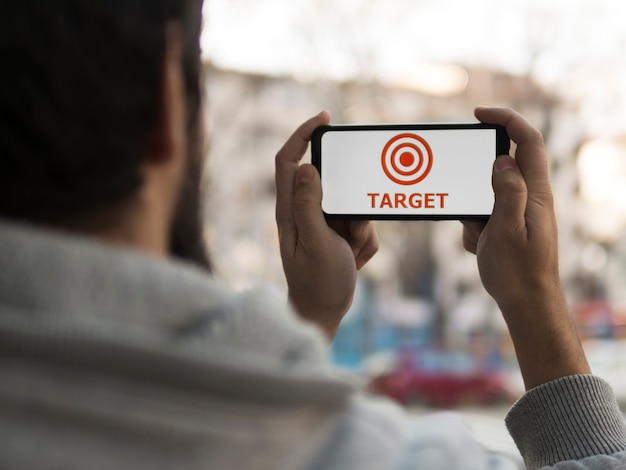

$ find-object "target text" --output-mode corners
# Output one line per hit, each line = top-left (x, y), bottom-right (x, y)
(367, 192), (449, 209)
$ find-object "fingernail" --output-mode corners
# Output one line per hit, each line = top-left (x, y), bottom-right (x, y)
(495, 155), (516, 171)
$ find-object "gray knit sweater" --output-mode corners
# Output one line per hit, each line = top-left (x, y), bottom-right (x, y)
(0, 220), (625, 469)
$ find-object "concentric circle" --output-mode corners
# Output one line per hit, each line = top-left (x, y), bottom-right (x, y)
(381, 133), (433, 185)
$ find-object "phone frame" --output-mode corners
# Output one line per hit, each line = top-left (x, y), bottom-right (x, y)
(311, 122), (510, 221)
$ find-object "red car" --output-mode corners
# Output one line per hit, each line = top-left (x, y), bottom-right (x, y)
(368, 351), (508, 407)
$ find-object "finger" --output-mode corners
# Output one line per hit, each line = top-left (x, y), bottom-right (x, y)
(275, 114), (331, 255)
(347, 221), (370, 255)
(356, 237), (378, 269)
(460, 220), (486, 254)
(276, 110), (331, 166)
(275, 111), (331, 241)
(292, 164), (329, 251)
(474, 106), (551, 201)
(349, 221), (379, 269)
(489, 155), (528, 234)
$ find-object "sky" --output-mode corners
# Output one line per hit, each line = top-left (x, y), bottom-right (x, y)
(202, 0), (626, 83)
(202, 0), (626, 133)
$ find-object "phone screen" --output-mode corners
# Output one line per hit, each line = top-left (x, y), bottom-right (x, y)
(312, 124), (509, 219)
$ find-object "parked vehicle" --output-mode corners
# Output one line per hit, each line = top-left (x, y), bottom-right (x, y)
(367, 348), (509, 407)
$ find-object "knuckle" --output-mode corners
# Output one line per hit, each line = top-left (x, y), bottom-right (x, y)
(498, 169), (526, 193)
(508, 175), (527, 194)
(293, 192), (313, 212)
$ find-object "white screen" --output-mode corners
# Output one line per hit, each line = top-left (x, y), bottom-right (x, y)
(320, 128), (496, 216)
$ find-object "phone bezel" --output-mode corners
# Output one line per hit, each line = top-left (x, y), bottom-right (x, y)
(311, 122), (510, 221)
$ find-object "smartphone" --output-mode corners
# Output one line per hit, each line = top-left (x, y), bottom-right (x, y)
(311, 123), (510, 220)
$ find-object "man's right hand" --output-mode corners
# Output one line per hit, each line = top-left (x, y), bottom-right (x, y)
(462, 106), (590, 390)
(275, 112), (379, 341)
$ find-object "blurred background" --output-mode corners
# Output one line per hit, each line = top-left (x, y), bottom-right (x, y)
(200, 0), (626, 425)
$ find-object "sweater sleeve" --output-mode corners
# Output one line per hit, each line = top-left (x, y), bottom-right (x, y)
(506, 375), (626, 469)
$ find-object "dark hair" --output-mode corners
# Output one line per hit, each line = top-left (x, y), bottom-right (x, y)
(0, 0), (203, 219)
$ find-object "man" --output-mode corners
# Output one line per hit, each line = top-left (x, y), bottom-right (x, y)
(1, 1), (625, 469)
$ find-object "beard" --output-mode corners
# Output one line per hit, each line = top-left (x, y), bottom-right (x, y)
(168, 122), (212, 273)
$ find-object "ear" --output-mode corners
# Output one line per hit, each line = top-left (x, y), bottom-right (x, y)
(146, 22), (186, 165)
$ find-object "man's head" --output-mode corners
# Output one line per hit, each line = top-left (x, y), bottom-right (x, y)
(0, 0), (211, 269)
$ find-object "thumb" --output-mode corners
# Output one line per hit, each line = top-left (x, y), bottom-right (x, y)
(293, 164), (328, 247)
(490, 155), (527, 227)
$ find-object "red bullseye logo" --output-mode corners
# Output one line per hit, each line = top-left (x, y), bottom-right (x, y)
(381, 133), (433, 185)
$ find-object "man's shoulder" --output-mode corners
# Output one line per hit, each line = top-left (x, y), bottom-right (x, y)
(0, 220), (356, 403)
